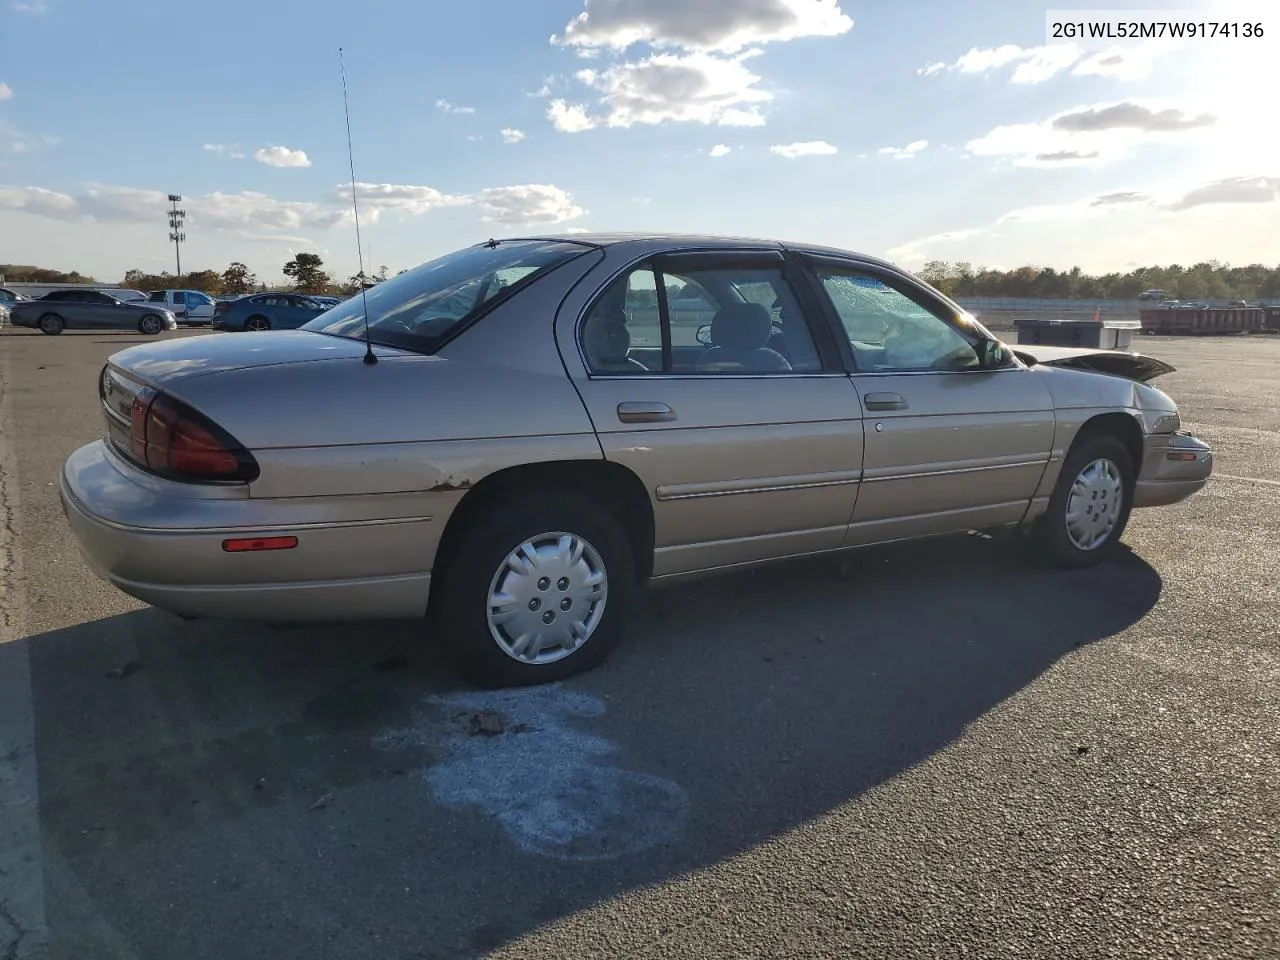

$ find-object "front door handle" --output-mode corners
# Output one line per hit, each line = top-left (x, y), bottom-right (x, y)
(617, 401), (676, 423)
(864, 392), (908, 411)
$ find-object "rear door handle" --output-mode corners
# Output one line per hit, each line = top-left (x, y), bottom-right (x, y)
(617, 401), (676, 423)
(864, 392), (908, 411)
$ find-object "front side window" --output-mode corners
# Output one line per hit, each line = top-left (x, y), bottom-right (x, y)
(815, 268), (980, 372)
(580, 255), (824, 376)
(304, 239), (592, 353)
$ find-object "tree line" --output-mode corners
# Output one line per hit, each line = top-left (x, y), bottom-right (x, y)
(1, 254), (392, 298)
(8, 257), (1280, 301)
(916, 260), (1280, 300)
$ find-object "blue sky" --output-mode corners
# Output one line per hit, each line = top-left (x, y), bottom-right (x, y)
(1, 0), (1276, 284)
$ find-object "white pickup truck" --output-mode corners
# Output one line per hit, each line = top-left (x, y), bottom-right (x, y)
(146, 289), (217, 325)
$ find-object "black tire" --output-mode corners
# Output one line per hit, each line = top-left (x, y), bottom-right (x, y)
(38, 313), (64, 335)
(139, 314), (164, 335)
(245, 316), (270, 332)
(1033, 431), (1135, 568)
(431, 491), (637, 688)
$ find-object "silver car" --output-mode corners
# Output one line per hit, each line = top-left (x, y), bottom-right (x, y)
(60, 234), (1213, 687)
(10, 288), (177, 335)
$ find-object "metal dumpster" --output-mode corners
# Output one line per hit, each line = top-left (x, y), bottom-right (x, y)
(1264, 306), (1280, 332)
(1013, 317), (1140, 350)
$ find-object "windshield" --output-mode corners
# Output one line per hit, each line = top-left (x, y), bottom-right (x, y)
(303, 239), (592, 351)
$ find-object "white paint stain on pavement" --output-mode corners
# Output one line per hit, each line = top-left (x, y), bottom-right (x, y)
(375, 686), (688, 860)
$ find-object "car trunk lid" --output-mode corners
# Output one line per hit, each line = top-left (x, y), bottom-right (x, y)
(1010, 344), (1176, 382)
(105, 330), (409, 387)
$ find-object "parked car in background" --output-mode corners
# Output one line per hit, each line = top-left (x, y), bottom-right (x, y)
(9, 288), (177, 335)
(60, 233), (1212, 687)
(211, 292), (330, 331)
(0, 287), (28, 326)
(1137, 289), (1166, 301)
(147, 289), (217, 325)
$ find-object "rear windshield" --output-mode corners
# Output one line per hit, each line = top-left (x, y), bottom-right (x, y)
(303, 239), (593, 352)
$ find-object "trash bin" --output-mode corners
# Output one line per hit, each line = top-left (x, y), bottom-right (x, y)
(1013, 317), (1141, 350)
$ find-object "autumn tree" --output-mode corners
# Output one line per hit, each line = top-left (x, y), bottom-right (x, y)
(221, 261), (256, 295)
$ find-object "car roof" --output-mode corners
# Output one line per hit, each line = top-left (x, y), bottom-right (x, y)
(510, 232), (903, 272)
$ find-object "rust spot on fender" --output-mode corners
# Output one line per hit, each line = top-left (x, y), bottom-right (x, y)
(429, 477), (473, 493)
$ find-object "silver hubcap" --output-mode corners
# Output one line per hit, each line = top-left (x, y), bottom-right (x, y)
(248, 319), (267, 331)
(487, 531), (608, 665)
(1065, 457), (1124, 550)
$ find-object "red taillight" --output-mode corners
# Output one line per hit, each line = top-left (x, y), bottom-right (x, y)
(126, 390), (257, 483)
(222, 536), (297, 553)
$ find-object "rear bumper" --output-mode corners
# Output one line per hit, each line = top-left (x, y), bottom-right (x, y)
(59, 440), (434, 621)
(1133, 431), (1213, 507)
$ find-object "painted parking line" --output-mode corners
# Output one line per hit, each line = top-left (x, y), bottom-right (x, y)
(0, 348), (48, 959)
(1214, 474), (1280, 487)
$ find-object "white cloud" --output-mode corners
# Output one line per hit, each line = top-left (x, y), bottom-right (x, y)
(919, 38), (1183, 85)
(0, 185), (80, 221)
(1164, 176), (1280, 212)
(879, 139), (928, 160)
(0, 82), (12, 101)
(3, 177), (589, 240)
(254, 145), (312, 168)
(436, 99), (476, 115)
(552, 0), (853, 54)
(551, 50), (772, 130)
(770, 140), (837, 159)
(886, 228), (989, 264)
(203, 142), (245, 160)
(12, 0), (47, 12)
(709, 143), (732, 157)
(475, 184), (586, 225)
(466, 134), (483, 142)
(966, 100), (1216, 168)
(0, 118), (60, 154)
(997, 177), (1280, 221)
(500, 128), (526, 144)
(548, 99), (596, 132)
(338, 182), (472, 221)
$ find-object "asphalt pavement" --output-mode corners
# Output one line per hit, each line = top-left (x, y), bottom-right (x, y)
(0, 327), (1276, 959)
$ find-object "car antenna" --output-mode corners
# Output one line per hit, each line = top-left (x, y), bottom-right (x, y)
(339, 47), (377, 365)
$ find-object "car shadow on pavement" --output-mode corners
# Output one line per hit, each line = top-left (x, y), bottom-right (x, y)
(18, 532), (1162, 960)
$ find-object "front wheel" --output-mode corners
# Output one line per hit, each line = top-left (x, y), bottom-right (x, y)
(139, 314), (164, 335)
(431, 492), (637, 687)
(1034, 432), (1134, 568)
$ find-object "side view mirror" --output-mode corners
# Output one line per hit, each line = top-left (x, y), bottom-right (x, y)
(696, 323), (712, 346)
(979, 338), (1009, 368)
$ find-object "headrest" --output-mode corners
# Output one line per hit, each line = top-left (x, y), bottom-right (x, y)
(711, 301), (773, 350)
(583, 312), (632, 361)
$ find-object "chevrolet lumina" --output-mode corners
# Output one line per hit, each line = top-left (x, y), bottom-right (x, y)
(60, 234), (1212, 686)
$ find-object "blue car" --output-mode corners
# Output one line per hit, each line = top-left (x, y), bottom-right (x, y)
(211, 292), (331, 332)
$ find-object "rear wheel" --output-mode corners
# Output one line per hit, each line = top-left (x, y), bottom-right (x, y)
(431, 491), (637, 687)
(38, 313), (65, 335)
(1034, 432), (1134, 568)
(138, 314), (164, 335)
(245, 315), (271, 332)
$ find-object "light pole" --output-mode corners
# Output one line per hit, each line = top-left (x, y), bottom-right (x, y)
(167, 194), (186, 279)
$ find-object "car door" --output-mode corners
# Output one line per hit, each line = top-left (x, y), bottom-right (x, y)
(187, 292), (214, 320)
(558, 247), (865, 577)
(801, 256), (1056, 544)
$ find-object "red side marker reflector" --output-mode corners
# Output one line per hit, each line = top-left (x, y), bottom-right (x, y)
(222, 536), (299, 553)
(1167, 452), (1198, 462)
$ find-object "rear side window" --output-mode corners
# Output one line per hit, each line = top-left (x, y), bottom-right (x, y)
(579, 254), (826, 376)
(148, 292), (166, 302)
